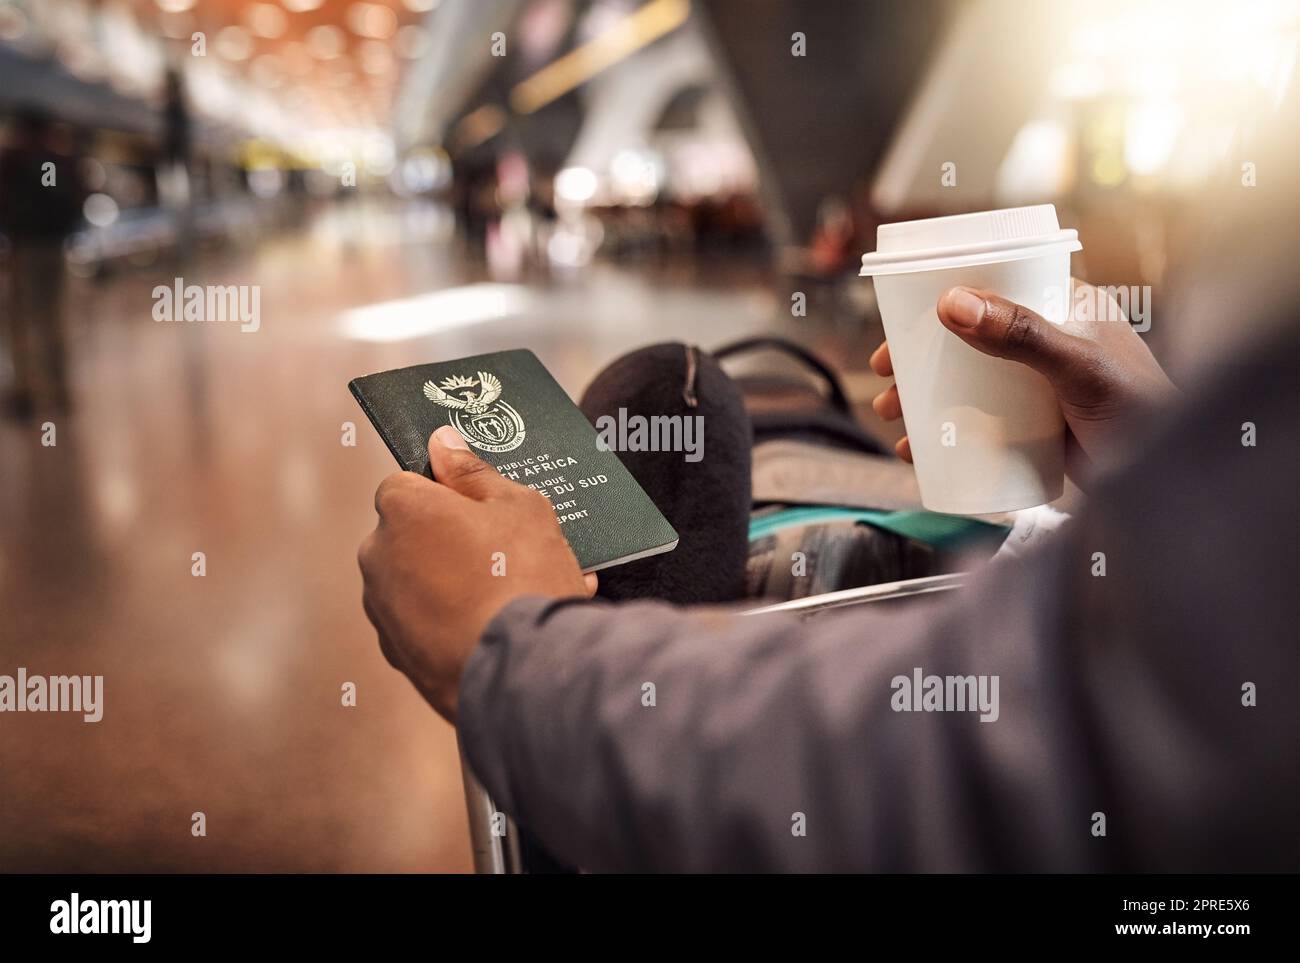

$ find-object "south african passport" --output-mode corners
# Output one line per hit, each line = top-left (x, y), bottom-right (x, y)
(349, 349), (678, 572)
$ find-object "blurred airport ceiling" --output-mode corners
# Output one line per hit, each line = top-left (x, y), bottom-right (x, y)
(1, 0), (1296, 249)
(0, 0), (435, 140)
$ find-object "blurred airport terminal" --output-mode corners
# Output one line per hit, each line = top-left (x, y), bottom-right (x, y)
(1, 0), (1296, 870)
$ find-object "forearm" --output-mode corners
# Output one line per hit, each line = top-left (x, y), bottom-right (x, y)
(457, 546), (1096, 872)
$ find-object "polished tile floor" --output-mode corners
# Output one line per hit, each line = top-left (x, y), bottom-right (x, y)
(0, 201), (887, 871)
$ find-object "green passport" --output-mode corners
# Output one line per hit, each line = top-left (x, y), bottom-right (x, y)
(349, 349), (679, 573)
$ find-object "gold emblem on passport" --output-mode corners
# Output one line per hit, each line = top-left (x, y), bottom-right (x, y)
(423, 371), (526, 453)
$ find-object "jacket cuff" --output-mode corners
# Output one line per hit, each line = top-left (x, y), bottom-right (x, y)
(456, 594), (580, 815)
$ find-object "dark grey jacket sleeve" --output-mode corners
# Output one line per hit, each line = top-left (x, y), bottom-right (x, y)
(458, 333), (1299, 872)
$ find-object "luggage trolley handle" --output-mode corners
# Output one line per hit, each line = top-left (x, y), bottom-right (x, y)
(458, 737), (524, 874)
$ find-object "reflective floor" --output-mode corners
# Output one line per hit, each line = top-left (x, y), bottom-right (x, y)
(0, 201), (887, 871)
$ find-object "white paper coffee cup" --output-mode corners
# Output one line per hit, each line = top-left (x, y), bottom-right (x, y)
(859, 205), (1082, 515)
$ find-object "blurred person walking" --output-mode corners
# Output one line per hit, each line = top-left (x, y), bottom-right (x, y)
(0, 109), (85, 418)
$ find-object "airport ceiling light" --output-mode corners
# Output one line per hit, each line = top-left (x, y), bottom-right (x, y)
(154, 0), (196, 11)
(555, 165), (599, 207)
(510, 0), (691, 114)
(247, 3), (289, 40)
(215, 25), (254, 62)
(347, 2), (399, 40)
(609, 148), (662, 205)
(307, 24), (347, 59)
(83, 193), (120, 228)
(281, 0), (325, 12)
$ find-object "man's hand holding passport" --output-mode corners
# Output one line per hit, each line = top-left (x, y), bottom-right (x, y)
(350, 349), (677, 720)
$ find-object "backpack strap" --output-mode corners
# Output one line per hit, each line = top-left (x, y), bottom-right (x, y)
(714, 336), (886, 455)
(713, 335), (855, 415)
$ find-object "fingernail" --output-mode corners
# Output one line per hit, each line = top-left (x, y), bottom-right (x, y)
(943, 288), (986, 328)
(433, 425), (469, 450)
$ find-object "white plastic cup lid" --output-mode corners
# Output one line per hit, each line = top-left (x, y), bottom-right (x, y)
(859, 204), (1081, 276)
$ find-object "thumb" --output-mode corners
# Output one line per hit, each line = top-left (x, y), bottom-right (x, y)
(937, 286), (1094, 387)
(427, 425), (513, 500)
